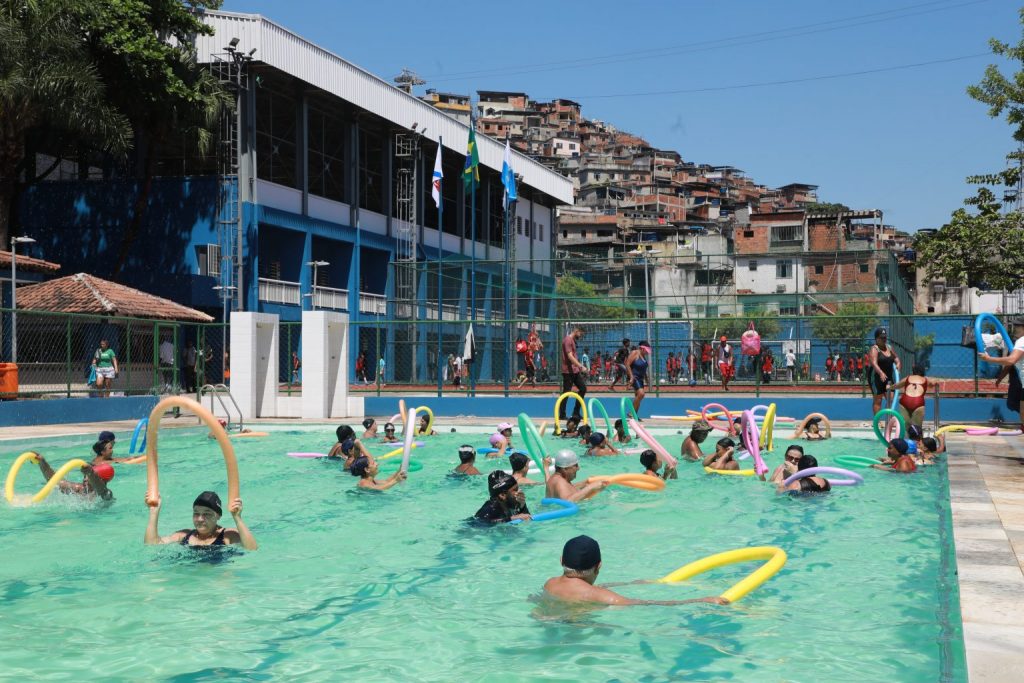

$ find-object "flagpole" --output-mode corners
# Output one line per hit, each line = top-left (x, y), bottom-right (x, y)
(436, 136), (443, 398)
(503, 185), (511, 397)
(469, 162), (476, 397)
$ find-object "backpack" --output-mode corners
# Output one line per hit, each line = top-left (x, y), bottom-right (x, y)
(740, 322), (761, 356)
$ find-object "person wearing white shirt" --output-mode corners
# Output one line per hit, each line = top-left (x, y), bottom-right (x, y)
(158, 338), (174, 391)
(978, 317), (1024, 432)
(784, 349), (796, 382)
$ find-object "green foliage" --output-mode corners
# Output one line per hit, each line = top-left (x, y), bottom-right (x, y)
(804, 201), (851, 214)
(555, 276), (627, 320)
(809, 303), (879, 352)
(692, 311), (780, 341)
(914, 332), (935, 352)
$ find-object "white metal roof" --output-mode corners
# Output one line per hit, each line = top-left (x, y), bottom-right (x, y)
(195, 10), (574, 205)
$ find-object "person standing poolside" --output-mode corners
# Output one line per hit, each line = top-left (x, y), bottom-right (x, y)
(717, 336), (734, 391)
(891, 364), (935, 429)
(158, 336), (174, 392)
(979, 317), (1024, 433)
(559, 327), (588, 422)
(869, 327), (901, 416)
(145, 490), (257, 550)
(350, 455), (407, 490)
(377, 356), (386, 388)
(35, 454), (113, 501)
(92, 339), (120, 398)
(681, 420), (714, 461)
(183, 341), (198, 393)
(785, 348), (796, 382)
(291, 351), (301, 385)
(474, 471), (531, 523)
(608, 338), (631, 390)
(543, 535), (727, 606)
(701, 340), (713, 383)
(455, 445), (482, 475)
(355, 350), (368, 384)
(625, 341), (651, 416)
(545, 450), (607, 502)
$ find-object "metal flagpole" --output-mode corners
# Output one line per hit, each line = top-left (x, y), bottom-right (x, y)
(469, 158), (476, 397)
(503, 195), (511, 395)
(436, 136), (444, 398)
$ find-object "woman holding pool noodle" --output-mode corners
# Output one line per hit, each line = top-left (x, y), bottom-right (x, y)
(977, 315), (1024, 433)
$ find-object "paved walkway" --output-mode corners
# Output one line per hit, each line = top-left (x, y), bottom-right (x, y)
(946, 433), (1024, 683)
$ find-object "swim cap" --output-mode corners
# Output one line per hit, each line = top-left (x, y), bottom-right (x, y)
(489, 432), (504, 447)
(497, 422), (513, 432)
(588, 433), (604, 447)
(907, 424), (923, 441)
(92, 462), (115, 482)
(384, 422), (396, 431)
(640, 449), (658, 470)
(98, 430), (116, 443)
(889, 438), (909, 455)
(554, 449), (579, 468)
(336, 425), (355, 442)
(362, 418), (376, 429)
(193, 491), (222, 516)
(350, 456), (370, 477)
(577, 425), (592, 440)
(509, 452), (529, 472)
(341, 439), (356, 454)
(922, 437), (938, 452)
(562, 535), (601, 571)
(487, 470), (517, 496)
(458, 445), (476, 463)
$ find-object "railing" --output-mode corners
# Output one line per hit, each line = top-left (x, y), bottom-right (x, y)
(313, 285), (349, 310)
(358, 292), (388, 315)
(258, 278), (301, 305)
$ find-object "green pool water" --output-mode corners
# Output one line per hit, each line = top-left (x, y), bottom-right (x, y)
(0, 424), (966, 682)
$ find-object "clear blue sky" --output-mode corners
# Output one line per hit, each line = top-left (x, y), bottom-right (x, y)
(223, 0), (1018, 231)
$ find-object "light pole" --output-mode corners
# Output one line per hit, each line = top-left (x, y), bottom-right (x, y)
(305, 261), (329, 310)
(212, 284), (236, 382)
(629, 247), (660, 345)
(10, 236), (36, 364)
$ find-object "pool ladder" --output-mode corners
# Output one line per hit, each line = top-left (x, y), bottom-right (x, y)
(199, 384), (244, 432)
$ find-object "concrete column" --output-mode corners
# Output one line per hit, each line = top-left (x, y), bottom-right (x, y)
(301, 311), (349, 418)
(230, 312), (279, 419)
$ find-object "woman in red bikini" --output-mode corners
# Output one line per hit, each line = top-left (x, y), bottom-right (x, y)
(890, 364), (935, 429)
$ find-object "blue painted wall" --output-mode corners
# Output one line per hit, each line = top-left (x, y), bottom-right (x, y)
(0, 396), (158, 428)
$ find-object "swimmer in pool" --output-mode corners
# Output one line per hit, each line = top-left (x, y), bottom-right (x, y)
(576, 424), (593, 445)
(416, 414), (436, 436)
(543, 535), (727, 606)
(474, 471), (531, 523)
(586, 432), (619, 457)
(559, 416), (580, 438)
(488, 423), (514, 458)
(328, 425), (373, 459)
(36, 454), (113, 501)
(769, 445), (804, 484)
(776, 454), (831, 493)
(362, 418), (378, 439)
(455, 445), (482, 475)
(144, 490), (258, 550)
(545, 450), (608, 502)
(509, 452), (545, 486)
(703, 437), (739, 471)
(350, 455), (407, 490)
(381, 423), (400, 443)
(89, 438), (134, 465)
(874, 438), (917, 473)
(612, 419), (631, 444)
(681, 420), (713, 461)
(793, 416), (829, 441)
(337, 439), (359, 470)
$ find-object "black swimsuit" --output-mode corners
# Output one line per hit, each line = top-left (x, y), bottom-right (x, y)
(870, 345), (896, 395)
(180, 528), (227, 546)
(798, 477), (831, 493)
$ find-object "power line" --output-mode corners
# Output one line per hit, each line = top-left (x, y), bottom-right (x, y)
(424, 0), (994, 83)
(549, 52), (992, 100)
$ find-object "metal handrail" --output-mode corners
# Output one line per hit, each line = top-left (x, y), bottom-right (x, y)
(199, 383), (244, 432)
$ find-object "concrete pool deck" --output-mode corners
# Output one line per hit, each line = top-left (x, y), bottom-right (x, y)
(946, 433), (1024, 683)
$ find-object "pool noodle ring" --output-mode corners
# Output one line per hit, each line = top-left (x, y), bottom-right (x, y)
(657, 546), (787, 603)
(872, 409), (906, 446)
(783, 466), (863, 487)
(590, 473), (666, 491)
(518, 412), (549, 481)
(379, 459), (423, 473)
(378, 442), (423, 461)
(389, 413), (402, 427)
(587, 398), (614, 438)
(231, 432), (269, 438)
(701, 403), (736, 434)
(620, 397), (641, 439)
(414, 405), (434, 434)
(975, 313), (1022, 383)
(834, 455), (882, 468)
(508, 497), (578, 525)
(4, 452), (91, 504)
(738, 410), (768, 475)
(553, 392), (588, 433)
(288, 452), (328, 459)
(144, 396), (239, 508)
(759, 403), (777, 451)
(792, 412), (831, 439)
(129, 418), (148, 455)
(629, 418), (678, 468)
(399, 407), (416, 474)
(704, 466), (757, 476)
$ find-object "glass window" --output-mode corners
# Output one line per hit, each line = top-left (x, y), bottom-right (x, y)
(814, 265), (824, 275)
(776, 260), (793, 279)
(358, 125), (384, 213)
(255, 79), (298, 188)
(859, 263), (869, 273)
(749, 260), (757, 271)
(770, 224), (802, 246)
(307, 103), (346, 202)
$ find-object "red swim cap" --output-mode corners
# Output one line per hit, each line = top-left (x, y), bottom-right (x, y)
(92, 462), (115, 481)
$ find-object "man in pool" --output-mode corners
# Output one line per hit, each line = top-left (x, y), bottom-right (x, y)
(680, 420), (713, 461)
(362, 418), (378, 439)
(474, 471), (531, 523)
(455, 445), (482, 475)
(543, 535), (727, 606)
(145, 490), (257, 549)
(36, 454), (113, 501)
(545, 450), (608, 502)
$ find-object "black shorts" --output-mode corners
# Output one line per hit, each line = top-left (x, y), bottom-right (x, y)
(1008, 370), (1022, 414)
(868, 371), (890, 397)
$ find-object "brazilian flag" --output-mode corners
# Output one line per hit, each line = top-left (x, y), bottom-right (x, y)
(463, 127), (480, 191)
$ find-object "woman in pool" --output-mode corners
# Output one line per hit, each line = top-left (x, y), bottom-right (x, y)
(361, 418), (378, 439)
(873, 438), (917, 473)
(350, 455), (407, 490)
(625, 341), (651, 416)
(868, 327), (901, 417)
(488, 422), (514, 458)
(455, 445), (482, 475)
(769, 445), (804, 484)
(612, 419), (631, 444)
(144, 490), (257, 550)
(703, 437), (739, 471)
(36, 454), (113, 501)
(576, 424), (593, 445)
(416, 414), (436, 436)
(680, 420), (713, 461)
(328, 425), (373, 459)
(89, 438), (134, 465)
(776, 454), (831, 494)
(792, 415), (830, 440)
(891, 364), (934, 429)
(381, 423), (399, 443)
(559, 416), (580, 438)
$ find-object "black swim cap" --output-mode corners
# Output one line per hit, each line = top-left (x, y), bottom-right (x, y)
(488, 470), (517, 496)
(640, 449), (658, 470)
(922, 437), (938, 452)
(907, 425), (923, 441)
(589, 432), (604, 447)
(336, 425), (355, 442)
(341, 439), (356, 454)
(98, 430), (116, 443)
(890, 438), (909, 455)
(509, 452), (529, 472)
(362, 418), (376, 429)
(797, 454), (818, 471)
(350, 456), (370, 477)
(562, 535), (601, 571)
(193, 491), (222, 516)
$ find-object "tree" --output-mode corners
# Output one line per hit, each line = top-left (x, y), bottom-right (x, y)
(916, 9), (1024, 292)
(809, 302), (879, 354)
(804, 201), (851, 214)
(0, 0), (131, 246)
(555, 275), (627, 320)
(692, 311), (781, 342)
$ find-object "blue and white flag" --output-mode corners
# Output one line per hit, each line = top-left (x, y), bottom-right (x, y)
(501, 138), (517, 207)
(431, 143), (443, 209)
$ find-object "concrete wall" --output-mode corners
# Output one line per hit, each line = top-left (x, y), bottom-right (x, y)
(0, 396), (158, 428)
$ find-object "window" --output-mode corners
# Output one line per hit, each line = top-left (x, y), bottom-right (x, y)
(814, 265), (824, 275)
(780, 305), (799, 315)
(308, 103), (346, 202)
(748, 260), (757, 271)
(255, 79), (298, 188)
(706, 305), (719, 318)
(562, 230), (568, 239)
(196, 244), (221, 278)
(859, 263), (869, 273)
(517, 216), (522, 235)
(743, 230), (754, 238)
(580, 230), (587, 238)
(770, 224), (802, 247)
(695, 269), (732, 286)
(669, 307), (683, 319)
(776, 260), (793, 279)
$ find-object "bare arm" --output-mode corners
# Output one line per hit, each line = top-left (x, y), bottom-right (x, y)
(113, 354), (119, 374)
(144, 496), (186, 545)
(869, 346), (885, 380)
(980, 349), (1024, 368)
(225, 498), (257, 550)
(366, 470), (407, 491)
(81, 465), (112, 501)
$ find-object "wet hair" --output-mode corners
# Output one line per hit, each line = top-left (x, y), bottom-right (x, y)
(92, 440), (111, 456)
(785, 444), (805, 457)
(797, 454), (818, 471)
(691, 430), (710, 443)
(912, 364), (925, 376)
(350, 456), (370, 477)
(716, 437), (735, 450)
(922, 437), (938, 453)
(577, 425), (592, 440)
(907, 424), (923, 441)
(565, 416), (580, 428)
(336, 425), (356, 442)
(613, 418), (625, 434)
(640, 449), (658, 471)
(509, 452), (530, 472)
(458, 445), (476, 464)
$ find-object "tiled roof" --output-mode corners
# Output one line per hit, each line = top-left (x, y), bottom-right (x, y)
(0, 250), (61, 274)
(17, 273), (214, 322)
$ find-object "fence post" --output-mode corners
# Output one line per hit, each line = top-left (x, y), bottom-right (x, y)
(653, 319), (661, 398)
(151, 322), (158, 391)
(376, 319), (382, 398)
(173, 324), (179, 393)
(125, 320), (132, 394)
(65, 317), (71, 398)
(755, 349), (761, 398)
(196, 324), (204, 400)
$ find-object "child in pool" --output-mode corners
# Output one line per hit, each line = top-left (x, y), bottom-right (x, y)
(586, 432), (619, 457)
(612, 419), (631, 444)
(703, 437), (739, 471)
(681, 421), (713, 461)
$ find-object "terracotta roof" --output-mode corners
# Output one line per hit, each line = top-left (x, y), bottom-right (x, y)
(0, 250), (61, 274)
(17, 273), (214, 322)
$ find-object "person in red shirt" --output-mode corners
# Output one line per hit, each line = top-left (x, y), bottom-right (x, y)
(836, 356), (845, 381)
(700, 341), (712, 383)
(857, 355), (865, 381)
(666, 353), (676, 383)
(825, 355), (833, 381)
(761, 350), (774, 384)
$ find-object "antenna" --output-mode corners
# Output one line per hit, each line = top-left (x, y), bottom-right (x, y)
(393, 68), (426, 94)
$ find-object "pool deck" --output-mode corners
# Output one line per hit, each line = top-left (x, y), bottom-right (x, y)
(946, 433), (1024, 683)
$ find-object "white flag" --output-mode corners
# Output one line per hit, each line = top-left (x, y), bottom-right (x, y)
(431, 144), (443, 209)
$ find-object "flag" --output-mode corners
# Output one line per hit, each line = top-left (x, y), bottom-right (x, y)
(431, 143), (443, 209)
(501, 138), (517, 207)
(463, 127), (479, 191)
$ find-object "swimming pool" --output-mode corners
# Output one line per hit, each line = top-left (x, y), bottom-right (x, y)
(0, 422), (966, 681)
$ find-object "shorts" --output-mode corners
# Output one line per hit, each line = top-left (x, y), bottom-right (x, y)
(868, 371), (890, 397)
(718, 362), (734, 380)
(1008, 370), (1022, 414)
(632, 377), (645, 391)
(96, 367), (116, 380)
(613, 364), (627, 380)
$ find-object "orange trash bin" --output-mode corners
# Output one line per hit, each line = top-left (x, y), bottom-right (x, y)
(0, 363), (19, 399)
